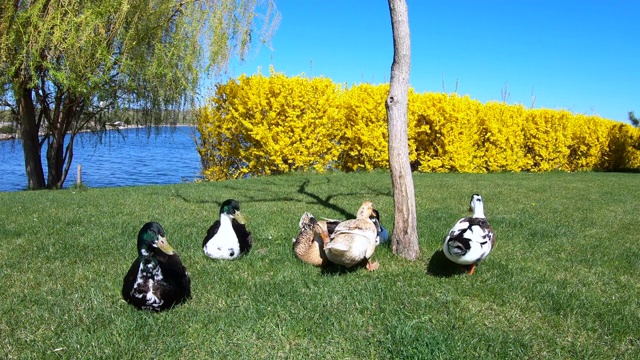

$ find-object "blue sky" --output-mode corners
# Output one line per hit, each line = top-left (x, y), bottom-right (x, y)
(226, 0), (639, 123)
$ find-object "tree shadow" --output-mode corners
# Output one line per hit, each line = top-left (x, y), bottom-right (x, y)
(172, 192), (302, 206)
(172, 177), (393, 228)
(296, 179), (356, 219)
(426, 249), (470, 277)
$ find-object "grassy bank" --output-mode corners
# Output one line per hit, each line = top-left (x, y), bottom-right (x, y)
(1, 171), (639, 358)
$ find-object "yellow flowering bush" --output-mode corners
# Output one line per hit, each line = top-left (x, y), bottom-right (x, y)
(410, 92), (484, 173)
(566, 114), (611, 171)
(522, 109), (573, 172)
(477, 102), (531, 172)
(337, 83), (390, 171)
(604, 123), (640, 170)
(197, 67), (342, 180)
(197, 72), (640, 180)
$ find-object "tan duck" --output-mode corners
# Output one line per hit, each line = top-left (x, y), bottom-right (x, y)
(323, 201), (380, 271)
(292, 212), (331, 266)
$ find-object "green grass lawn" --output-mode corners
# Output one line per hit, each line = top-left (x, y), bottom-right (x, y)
(1, 171), (639, 359)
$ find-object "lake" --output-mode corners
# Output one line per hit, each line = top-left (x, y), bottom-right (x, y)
(0, 126), (202, 192)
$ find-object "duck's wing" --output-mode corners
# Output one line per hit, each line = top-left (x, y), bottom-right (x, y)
(478, 219), (495, 247)
(446, 217), (493, 250)
(447, 217), (472, 238)
(323, 240), (351, 252)
(293, 225), (326, 266)
(122, 257), (142, 302)
(156, 253), (191, 308)
(293, 225), (313, 250)
(333, 218), (377, 234)
(467, 218), (493, 245)
(232, 220), (252, 254)
(202, 220), (221, 248)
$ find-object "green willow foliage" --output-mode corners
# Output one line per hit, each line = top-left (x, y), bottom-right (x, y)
(1, 0), (279, 189)
(198, 70), (640, 180)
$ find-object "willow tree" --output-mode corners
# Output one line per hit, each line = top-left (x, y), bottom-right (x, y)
(630, 111), (639, 127)
(0, 0), (279, 190)
(386, 0), (419, 259)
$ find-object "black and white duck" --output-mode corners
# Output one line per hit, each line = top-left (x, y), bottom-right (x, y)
(122, 222), (191, 311)
(443, 194), (495, 275)
(202, 199), (252, 260)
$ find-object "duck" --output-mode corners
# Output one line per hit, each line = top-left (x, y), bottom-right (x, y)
(319, 209), (388, 244)
(122, 222), (191, 311)
(371, 209), (389, 243)
(443, 194), (495, 275)
(202, 199), (252, 260)
(292, 212), (331, 266)
(323, 201), (380, 271)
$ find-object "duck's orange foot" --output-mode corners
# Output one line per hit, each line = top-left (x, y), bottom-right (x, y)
(469, 264), (477, 275)
(366, 261), (380, 271)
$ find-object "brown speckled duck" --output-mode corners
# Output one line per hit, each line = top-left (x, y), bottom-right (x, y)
(292, 212), (331, 266)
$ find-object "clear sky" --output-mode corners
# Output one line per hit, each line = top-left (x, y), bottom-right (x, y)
(225, 0), (639, 123)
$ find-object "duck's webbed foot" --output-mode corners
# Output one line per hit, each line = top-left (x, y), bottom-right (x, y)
(366, 260), (380, 271)
(469, 263), (477, 275)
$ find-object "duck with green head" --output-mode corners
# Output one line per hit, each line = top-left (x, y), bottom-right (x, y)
(203, 199), (252, 260)
(122, 222), (191, 311)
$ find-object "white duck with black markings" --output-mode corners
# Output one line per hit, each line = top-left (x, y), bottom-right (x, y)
(443, 194), (495, 275)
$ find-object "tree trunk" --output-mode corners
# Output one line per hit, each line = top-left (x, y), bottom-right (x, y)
(386, 0), (419, 260)
(46, 97), (76, 189)
(46, 131), (66, 189)
(17, 85), (46, 190)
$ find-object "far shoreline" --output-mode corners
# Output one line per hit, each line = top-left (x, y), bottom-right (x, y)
(0, 122), (195, 141)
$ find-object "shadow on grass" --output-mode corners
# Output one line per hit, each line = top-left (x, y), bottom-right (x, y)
(320, 260), (373, 276)
(426, 250), (470, 277)
(594, 168), (640, 174)
(172, 178), (391, 219)
(172, 190), (299, 207)
(295, 179), (394, 221)
(297, 179), (356, 219)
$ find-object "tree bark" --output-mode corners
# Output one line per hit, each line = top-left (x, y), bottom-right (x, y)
(386, 0), (419, 260)
(46, 95), (78, 189)
(17, 85), (46, 190)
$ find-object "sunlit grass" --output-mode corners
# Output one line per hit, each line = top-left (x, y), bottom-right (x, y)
(1, 171), (639, 358)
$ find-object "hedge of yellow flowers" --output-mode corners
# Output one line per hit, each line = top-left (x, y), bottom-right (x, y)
(197, 69), (640, 180)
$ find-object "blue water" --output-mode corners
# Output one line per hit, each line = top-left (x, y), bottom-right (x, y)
(0, 126), (202, 192)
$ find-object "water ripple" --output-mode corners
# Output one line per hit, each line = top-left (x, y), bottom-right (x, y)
(0, 126), (201, 192)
